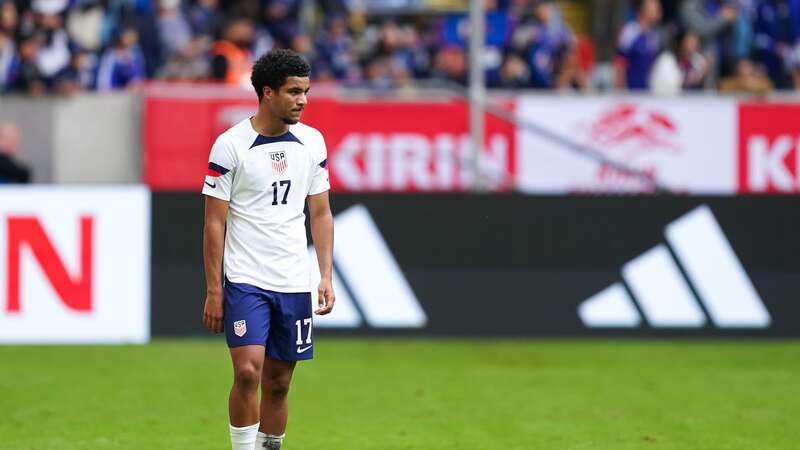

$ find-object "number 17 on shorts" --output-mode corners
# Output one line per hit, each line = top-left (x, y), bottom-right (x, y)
(295, 318), (313, 355)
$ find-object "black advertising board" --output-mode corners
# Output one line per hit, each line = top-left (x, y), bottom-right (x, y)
(151, 194), (800, 337)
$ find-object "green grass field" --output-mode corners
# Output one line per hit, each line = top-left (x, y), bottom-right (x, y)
(1, 339), (798, 450)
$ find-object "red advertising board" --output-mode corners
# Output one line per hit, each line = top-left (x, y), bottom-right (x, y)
(143, 89), (257, 191)
(738, 103), (800, 194)
(144, 87), (515, 192)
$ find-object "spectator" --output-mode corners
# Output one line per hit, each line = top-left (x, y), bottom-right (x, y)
(96, 26), (146, 91)
(438, 0), (511, 86)
(210, 16), (254, 87)
(484, 0), (511, 84)
(54, 46), (96, 94)
(316, 0), (348, 18)
(159, 35), (210, 81)
(787, 43), (800, 89)
(32, 1), (72, 85)
(400, 24), (432, 78)
(681, 0), (739, 46)
(0, 122), (31, 183)
(752, 0), (797, 89)
(676, 29), (710, 89)
(432, 45), (466, 85)
(9, 32), (46, 95)
(0, 30), (14, 90)
(719, 57), (773, 96)
(732, 1), (756, 67)
(615, 0), (663, 90)
(1, 0), (18, 35)
(263, 0), (301, 47)
(512, 0), (577, 89)
(589, 0), (627, 90)
(368, 21), (427, 84)
(188, 0), (221, 38)
(649, 46), (683, 95)
(440, 0), (511, 49)
(589, 0), (625, 61)
(680, 0), (740, 78)
(131, 0), (164, 77)
(361, 53), (393, 89)
(315, 14), (360, 82)
(157, 0), (192, 60)
(290, 32), (314, 59)
(496, 51), (530, 87)
(1, 0), (799, 94)
(251, 23), (275, 59)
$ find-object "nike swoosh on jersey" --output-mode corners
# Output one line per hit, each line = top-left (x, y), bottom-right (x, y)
(296, 345), (312, 353)
(204, 181), (216, 188)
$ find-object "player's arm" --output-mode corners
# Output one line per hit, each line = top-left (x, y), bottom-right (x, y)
(308, 191), (335, 315)
(203, 195), (229, 333)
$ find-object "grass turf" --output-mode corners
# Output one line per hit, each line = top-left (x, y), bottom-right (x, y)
(0, 339), (798, 450)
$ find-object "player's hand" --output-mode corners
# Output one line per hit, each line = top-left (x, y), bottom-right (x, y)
(203, 291), (224, 334)
(315, 277), (335, 315)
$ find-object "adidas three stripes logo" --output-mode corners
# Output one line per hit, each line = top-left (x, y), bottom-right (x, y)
(308, 205), (428, 329)
(579, 205), (771, 329)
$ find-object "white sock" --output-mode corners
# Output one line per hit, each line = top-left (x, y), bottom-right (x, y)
(229, 423), (259, 450)
(255, 431), (285, 449)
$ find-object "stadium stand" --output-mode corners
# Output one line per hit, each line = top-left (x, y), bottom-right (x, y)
(0, 0), (799, 94)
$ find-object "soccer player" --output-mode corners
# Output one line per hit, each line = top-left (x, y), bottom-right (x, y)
(201, 48), (335, 450)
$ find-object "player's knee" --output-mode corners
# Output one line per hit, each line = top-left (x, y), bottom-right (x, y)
(266, 378), (291, 401)
(233, 364), (261, 390)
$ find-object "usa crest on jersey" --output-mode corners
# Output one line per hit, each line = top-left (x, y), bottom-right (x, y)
(233, 320), (247, 337)
(269, 151), (288, 174)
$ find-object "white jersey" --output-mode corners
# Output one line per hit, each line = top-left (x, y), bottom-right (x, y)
(202, 118), (330, 293)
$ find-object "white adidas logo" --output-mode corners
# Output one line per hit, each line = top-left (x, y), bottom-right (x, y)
(579, 205), (771, 329)
(309, 205), (428, 329)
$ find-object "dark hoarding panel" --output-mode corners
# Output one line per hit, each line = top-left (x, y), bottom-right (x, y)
(152, 194), (800, 337)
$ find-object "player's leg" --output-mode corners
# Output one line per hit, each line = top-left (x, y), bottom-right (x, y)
(224, 281), (271, 450)
(256, 357), (296, 449)
(255, 291), (313, 449)
(229, 345), (266, 426)
(228, 345), (265, 449)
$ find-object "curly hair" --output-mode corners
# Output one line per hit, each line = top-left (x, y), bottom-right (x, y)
(251, 49), (311, 102)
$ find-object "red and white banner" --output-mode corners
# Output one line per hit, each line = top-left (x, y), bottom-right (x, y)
(515, 97), (738, 194)
(0, 186), (150, 344)
(738, 103), (800, 193)
(143, 86), (800, 195)
(312, 100), (515, 192)
(143, 87), (515, 192)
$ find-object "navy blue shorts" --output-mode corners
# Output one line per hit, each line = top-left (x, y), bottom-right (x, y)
(223, 279), (314, 361)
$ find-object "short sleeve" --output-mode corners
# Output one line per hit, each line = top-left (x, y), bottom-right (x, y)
(202, 135), (238, 201)
(616, 23), (637, 60)
(308, 132), (331, 196)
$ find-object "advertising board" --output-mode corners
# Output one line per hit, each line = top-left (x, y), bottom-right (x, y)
(151, 193), (800, 337)
(0, 186), (150, 344)
(516, 97), (738, 193)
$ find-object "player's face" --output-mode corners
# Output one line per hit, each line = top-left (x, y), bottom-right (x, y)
(267, 76), (310, 125)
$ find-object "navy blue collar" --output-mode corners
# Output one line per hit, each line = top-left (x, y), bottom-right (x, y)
(249, 131), (303, 149)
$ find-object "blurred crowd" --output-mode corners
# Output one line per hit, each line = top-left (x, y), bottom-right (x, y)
(605, 0), (800, 95)
(0, 121), (29, 182)
(1, 0), (800, 95)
